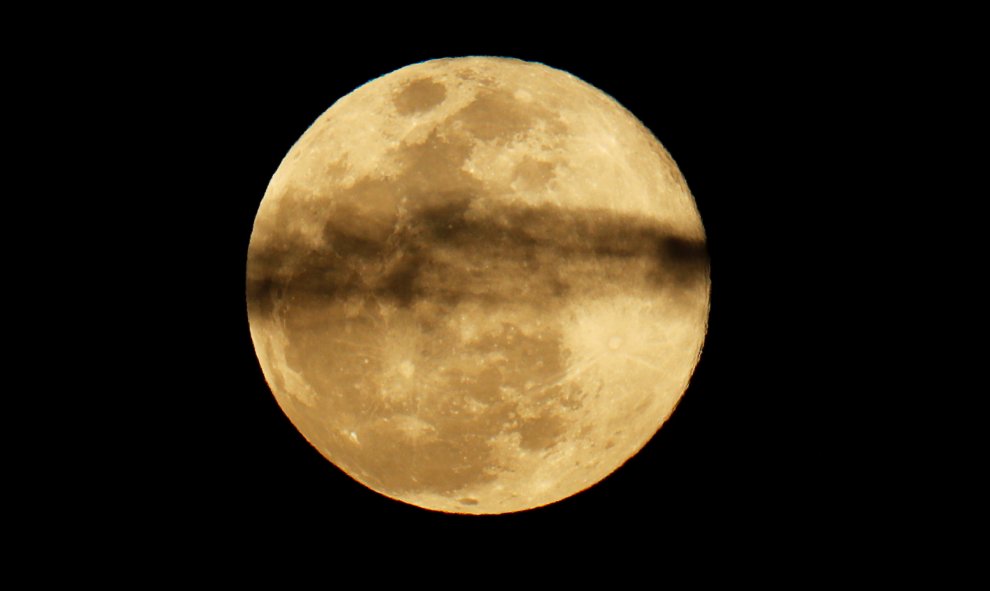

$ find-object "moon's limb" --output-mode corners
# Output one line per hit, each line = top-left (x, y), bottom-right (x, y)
(247, 57), (709, 514)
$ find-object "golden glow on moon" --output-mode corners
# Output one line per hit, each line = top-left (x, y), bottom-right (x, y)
(246, 57), (709, 514)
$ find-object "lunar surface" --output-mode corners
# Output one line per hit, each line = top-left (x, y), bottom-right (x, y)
(246, 57), (709, 514)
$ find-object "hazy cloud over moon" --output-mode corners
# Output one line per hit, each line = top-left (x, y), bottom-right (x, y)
(247, 196), (707, 315)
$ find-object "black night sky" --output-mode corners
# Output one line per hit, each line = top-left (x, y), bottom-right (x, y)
(104, 26), (884, 563)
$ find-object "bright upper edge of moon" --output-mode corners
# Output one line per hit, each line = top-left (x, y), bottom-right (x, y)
(246, 56), (710, 514)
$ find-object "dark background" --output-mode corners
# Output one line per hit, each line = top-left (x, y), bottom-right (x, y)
(19, 12), (971, 575)
(109, 30), (876, 560)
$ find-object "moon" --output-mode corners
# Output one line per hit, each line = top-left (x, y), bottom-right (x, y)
(246, 56), (709, 514)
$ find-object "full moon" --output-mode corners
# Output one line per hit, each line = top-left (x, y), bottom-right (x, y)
(246, 57), (710, 514)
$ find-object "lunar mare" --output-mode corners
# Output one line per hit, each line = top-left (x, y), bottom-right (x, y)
(247, 57), (709, 514)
